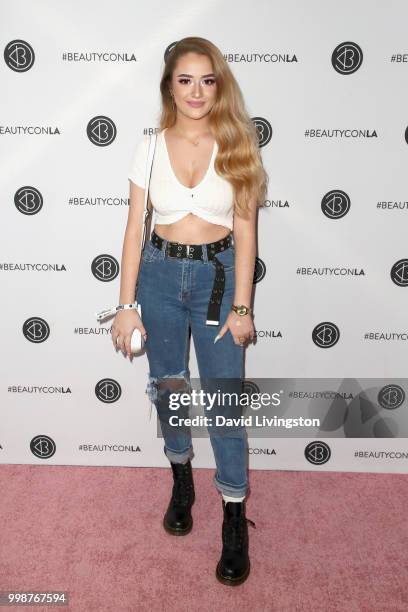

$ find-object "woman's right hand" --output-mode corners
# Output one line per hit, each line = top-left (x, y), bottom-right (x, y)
(111, 309), (147, 360)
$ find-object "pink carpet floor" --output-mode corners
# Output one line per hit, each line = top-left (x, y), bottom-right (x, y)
(1, 464), (407, 612)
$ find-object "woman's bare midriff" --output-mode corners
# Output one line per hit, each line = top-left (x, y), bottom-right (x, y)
(154, 213), (231, 245)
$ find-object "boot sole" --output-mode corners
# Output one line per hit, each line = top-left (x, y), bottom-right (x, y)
(162, 516), (193, 536)
(215, 560), (250, 586)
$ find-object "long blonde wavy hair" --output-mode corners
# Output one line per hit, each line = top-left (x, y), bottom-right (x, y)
(157, 36), (268, 217)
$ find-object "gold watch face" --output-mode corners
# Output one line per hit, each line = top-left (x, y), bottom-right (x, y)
(234, 305), (249, 315)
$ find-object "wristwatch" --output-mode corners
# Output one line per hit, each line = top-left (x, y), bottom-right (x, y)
(231, 304), (252, 316)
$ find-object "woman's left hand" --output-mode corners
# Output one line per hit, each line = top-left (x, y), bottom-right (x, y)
(214, 311), (255, 346)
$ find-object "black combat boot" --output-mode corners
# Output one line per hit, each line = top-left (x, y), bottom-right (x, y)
(215, 499), (256, 586)
(163, 460), (195, 535)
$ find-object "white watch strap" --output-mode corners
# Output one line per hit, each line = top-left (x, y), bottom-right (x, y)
(96, 303), (138, 322)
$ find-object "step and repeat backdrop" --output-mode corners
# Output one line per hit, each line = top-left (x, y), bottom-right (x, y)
(2, 0), (408, 474)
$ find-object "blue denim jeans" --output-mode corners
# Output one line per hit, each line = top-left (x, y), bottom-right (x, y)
(136, 232), (248, 498)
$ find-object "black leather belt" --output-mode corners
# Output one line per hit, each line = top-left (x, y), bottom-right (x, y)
(150, 229), (233, 326)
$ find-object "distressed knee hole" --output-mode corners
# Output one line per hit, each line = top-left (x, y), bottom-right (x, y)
(145, 370), (192, 404)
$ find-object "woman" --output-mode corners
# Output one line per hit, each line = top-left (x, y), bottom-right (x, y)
(113, 36), (268, 586)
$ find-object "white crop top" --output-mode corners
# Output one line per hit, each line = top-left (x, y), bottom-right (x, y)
(127, 128), (234, 231)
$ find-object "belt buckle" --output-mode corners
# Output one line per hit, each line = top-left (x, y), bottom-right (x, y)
(186, 245), (196, 259)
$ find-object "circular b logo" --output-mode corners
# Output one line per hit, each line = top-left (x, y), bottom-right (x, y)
(305, 441), (331, 465)
(253, 257), (266, 284)
(4, 39), (35, 72)
(390, 259), (408, 287)
(241, 380), (261, 410)
(14, 186), (43, 215)
(332, 42), (363, 75)
(95, 379), (122, 403)
(312, 322), (340, 348)
(321, 190), (350, 219)
(91, 255), (120, 281)
(378, 385), (405, 411)
(23, 317), (50, 343)
(252, 117), (272, 147)
(30, 435), (56, 459)
(87, 116), (117, 146)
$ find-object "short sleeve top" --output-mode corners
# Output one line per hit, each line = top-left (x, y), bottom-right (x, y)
(128, 128), (234, 231)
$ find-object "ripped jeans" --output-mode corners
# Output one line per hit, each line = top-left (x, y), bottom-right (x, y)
(136, 233), (248, 498)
